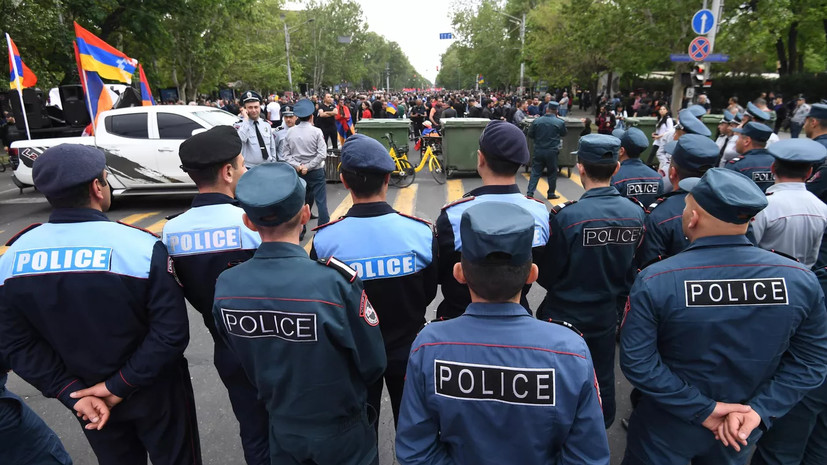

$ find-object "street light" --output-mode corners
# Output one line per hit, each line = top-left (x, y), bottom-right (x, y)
(494, 10), (526, 95)
(280, 14), (315, 96)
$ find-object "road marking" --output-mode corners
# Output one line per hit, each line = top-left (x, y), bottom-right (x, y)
(0, 246), (6, 257)
(145, 219), (168, 235)
(446, 179), (464, 204)
(569, 171), (582, 188)
(304, 195), (354, 253)
(393, 184), (418, 215)
(522, 173), (568, 205)
(0, 198), (47, 204)
(118, 212), (160, 225)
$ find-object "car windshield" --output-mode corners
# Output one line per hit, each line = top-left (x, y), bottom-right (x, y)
(192, 109), (239, 127)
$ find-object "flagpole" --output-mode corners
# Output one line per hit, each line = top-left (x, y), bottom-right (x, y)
(6, 33), (31, 140)
(73, 40), (96, 134)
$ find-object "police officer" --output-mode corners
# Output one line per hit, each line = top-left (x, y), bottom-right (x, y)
(611, 127), (663, 207)
(656, 109), (711, 190)
(750, 139), (827, 269)
(621, 168), (827, 465)
(213, 162), (386, 465)
(161, 126), (268, 465)
(273, 105), (296, 161)
(310, 134), (438, 434)
(636, 135), (720, 269)
(527, 101), (567, 199)
(804, 103), (827, 202)
(395, 202), (610, 465)
(436, 121), (549, 319)
(0, 144), (201, 464)
(283, 99), (330, 227)
(723, 122), (776, 192)
(742, 101), (781, 146)
(537, 134), (646, 428)
(236, 91), (277, 168)
(716, 112), (741, 167)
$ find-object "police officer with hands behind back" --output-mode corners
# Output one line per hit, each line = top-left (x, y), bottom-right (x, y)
(310, 134), (438, 435)
(611, 127), (663, 207)
(527, 100), (567, 200)
(161, 126), (269, 465)
(236, 91), (277, 168)
(395, 202), (610, 465)
(213, 162), (386, 465)
(0, 144), (201, 464)
(620, 168), (827, 465)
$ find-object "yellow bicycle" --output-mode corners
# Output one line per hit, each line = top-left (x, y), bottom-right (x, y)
(383, 132), (447, 186)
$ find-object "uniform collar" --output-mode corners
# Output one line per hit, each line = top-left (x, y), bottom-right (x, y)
(686, 234), (754, 251)
(813, 134), (827, 141)
(465, 184), (520, 197)
(463, 302), (531, 317)
(766, 182), (806, 193)
(346, 201), (395, 218)
(192, 192), (238, 208)
(621, 158), (644, 166)
(581, 186), (620, 198)
(254, 242), (308, 259)
(49, 208), (109, 224)
(743, 148), (772, 157)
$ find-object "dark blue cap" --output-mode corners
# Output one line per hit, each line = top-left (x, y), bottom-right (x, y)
(808, 103), (827, 120)
(671, 134), (719, 171)
(687, 105), (707, 117)
(734, 112), (744, 123)
(721, 112), (735, 123)
(237, 163), (307, 227)
(664, 140), (678, 155)
(479, 120), (529, 164)
(677, 110), (711, 136)
(576, 134), (620, 164)
(460, 202), (534, 265)
(32, 144), (106, 197)
(613, 127), (649, 156)
(547, 101), (560, 109)
(679, 168), (767, 224)
(768, 139), (827, 164)
(293, 99), (315, 118)
(732, 122), (773, 142)
(281, 105), (294, 117)
(340, 134), (395, 173)
(241, 91), (262, 104)
(746, 102), (770, 122)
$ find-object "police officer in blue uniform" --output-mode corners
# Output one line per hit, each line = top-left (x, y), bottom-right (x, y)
(621, 168), (827, 465)
(0, 144), (201, 465)
(396, 202), (610, 465)
(611, 127), (663, 207)
(636, 135), (720, 269)
(161, 126), (268, 465)
(724, 122), (776, 192)
(537, 134), (646, 428)
(527, 101), (568, 199)
(805, 103), (827, 202)
(213, 162), (386, 465)
(310, 134), (438, 434)
(436, 121), (549, 319)
(742, 101), (781, 146)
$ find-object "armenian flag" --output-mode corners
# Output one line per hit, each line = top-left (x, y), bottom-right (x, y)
(73, 40), (112, 135)
(335, 102), (355, 146)
(138, 64), (155, 106)
(74, 21), (137, 83)
(386, 101), (398, 116)
(6, 34), (37, 90)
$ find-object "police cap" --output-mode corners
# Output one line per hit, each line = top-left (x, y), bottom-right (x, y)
(241, 91), (262, 104)
(293, 99), (314, 118)
(576, 134), (620, 164)
(720, 112), (735, 124)
(612, 127), (649, 157)
(33, 144), (106, 198)
(746, 102), (770, 122)
(663, 140), (678, 155)
(178, 126), (242, 172)
(734, 112), (744, 123)
(807, 103), (827, 120)
(768, 138), (827, 164)
(547, 101), (560, 110)
(671, 134), (719, 172)
(677, 110), (711, 137)
(237, 163), (307, 227)
(460, 202), (534, 265)
(679, 168), (767, 224)
(340, 134), (395, 173)
(479, 120), (530, 165)
(732, 122), (773, 143)
(281, 105), (294, 117)
(687, 105), (707, 117)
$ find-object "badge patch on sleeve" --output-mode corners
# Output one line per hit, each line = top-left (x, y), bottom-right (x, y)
(360, 291), (379, 326)
(434, 360), (555, 406)
(167, 257), (182, 287)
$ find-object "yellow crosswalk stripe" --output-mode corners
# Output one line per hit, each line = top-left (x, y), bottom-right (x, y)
(568, 171), (583, 188)
(145, 219), (168, 235)
(304, 195), (354, 253)
(446, 179), (464, 204)
(522, 173), (568, 205)
(0, 246), (7, 257)
(393, 184), (418, 215)
(118, 212), (160, 225)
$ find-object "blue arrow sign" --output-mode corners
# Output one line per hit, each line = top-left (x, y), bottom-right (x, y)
(692, 9), (715, 35)
(439, 33), (453, 40)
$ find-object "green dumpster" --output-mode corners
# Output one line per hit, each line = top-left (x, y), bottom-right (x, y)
(702, 114), (723, 139)
(355, 118), (411, 151)
(523, 117), (585, 178)
(441, 118), (491, 175)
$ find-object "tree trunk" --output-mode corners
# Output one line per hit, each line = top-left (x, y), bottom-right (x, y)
(788, 21), (799, 74)
(776, 37), (788, 75)
(823, 19), (827, 51)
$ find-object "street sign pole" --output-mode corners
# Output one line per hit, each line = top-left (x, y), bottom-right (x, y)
(705, 0), (723, 83)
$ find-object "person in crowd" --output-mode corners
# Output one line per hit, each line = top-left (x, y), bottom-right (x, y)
(282, 99), (330, 229)
(236, 91), (277, 168)
(791, 95), (812, 139)
(527, 101), (567, 200)
(723, 122), (776, 192)
(266, 94), (281, 129)
(315, 93), (339, 150)
(596, 104), (616, 134)
(611, 127), (662, 207)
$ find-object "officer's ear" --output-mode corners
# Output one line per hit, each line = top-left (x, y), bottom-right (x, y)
(242, 213), (260, 232)
(453, 262), (467, 284)
(612, 161), (620, 176)
(526, 263), (538, 285)
(476, 150), (485, 170)
(298, 204), (311, 226)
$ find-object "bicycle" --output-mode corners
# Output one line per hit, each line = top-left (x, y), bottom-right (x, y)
(382, 133), (416, 188)
(385, 132), (447, 185)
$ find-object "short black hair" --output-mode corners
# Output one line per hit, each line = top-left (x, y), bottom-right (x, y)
(187, 157), (239, 187)
(773, 159), (812, 179)
(461, 254), (532, 301)
(578, 158), (616, 181)
(47, 172), (107, 209)
(299, 115), (312, 123)
(480, 150), (521, 176)
(341, 169), (387, 197)
(671, 160), (708, 180)
(812, 117), (827, 129)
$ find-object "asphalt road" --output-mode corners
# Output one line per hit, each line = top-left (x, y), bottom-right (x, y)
(0, 162), (634, 464)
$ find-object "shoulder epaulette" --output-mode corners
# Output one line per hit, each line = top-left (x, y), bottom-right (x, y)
(116, 221), (159, 238)
(526, 196), (545, 205)
(550, 200), (577, 215)
(318, 256), (358, 283)
(441, 196), (475, 210)
(628, 197), (646, 210)
(397, 212), (432, 226)
(545, 319), (584, 338)
(770, 249), (799, 262)
(648, 190), (684, 211)
(5, 223), (42, 246)
(727, 157), (742, 164)
(639, 255), (666, 271)
(766, 192), (774, 196)
(311, 216), (346, 232)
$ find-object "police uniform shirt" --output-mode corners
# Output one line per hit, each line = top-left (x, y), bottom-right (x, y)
(538, 187), (645, 331)
(310, 202), (438, 358)
(273, 124), (290, 162)
(751, 183), (827, 269)
(435, 185), (550, 319)
(636, 190), (689, 269)
(806, 134), (827, 202)
(621, 235), (827, 432)
(724, 148), (776, 192)
(527, 114), (567, 153)
(283, 121), (327, 170)
(395, 302), (610, 465)
(0, 209), (189, 408)
(611, 158), (664, 207)
(720, 134), (740, 166)
(236, 118), (277, 167)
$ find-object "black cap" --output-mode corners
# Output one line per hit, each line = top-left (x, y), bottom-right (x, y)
(340, 134), (395, 173)
(33, 144), (106, 197)
(241, 91), (261, 104)
(478, 120), (529, 164)
(178, 126), (242, 172)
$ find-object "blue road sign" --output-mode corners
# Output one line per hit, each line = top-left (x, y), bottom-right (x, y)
(692, 9), (715, 35)
(689, 36), (711, 61)
(670, 53), (729, 63)
(439, 33), (453, 40)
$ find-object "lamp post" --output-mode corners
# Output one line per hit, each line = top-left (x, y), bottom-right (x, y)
(495, 10), (526, 95)
(281, 14), (315, 96)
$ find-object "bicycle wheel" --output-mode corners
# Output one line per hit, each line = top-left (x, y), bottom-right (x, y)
(390, 158), (416, 188)
(430, 155), (447, 184)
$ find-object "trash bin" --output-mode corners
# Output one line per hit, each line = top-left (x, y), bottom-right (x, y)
(625, 116), (658, 166)
(355, 118), (411, 151)
(441, 118), (491, 176)
(702, 114), (723, 139)
(325, 148), (340, 183)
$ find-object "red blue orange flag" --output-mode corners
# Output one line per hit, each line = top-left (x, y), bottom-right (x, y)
(73, 40), (112, 135)
(138, 64), (155, 106)
(74, 21), (137, 83)
(6, 34), (37, 90)
(385, 101), (398, 115)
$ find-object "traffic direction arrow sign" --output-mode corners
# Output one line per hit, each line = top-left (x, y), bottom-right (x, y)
(689, 36), (711, 61)
(692, 9), (715, 35)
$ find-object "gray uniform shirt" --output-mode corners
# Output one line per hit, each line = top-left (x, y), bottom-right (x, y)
(283, 121), (327, 170)
(273, 125), (290, 161)
(236, 118), (277, 167)
(751, 182), (827, 268)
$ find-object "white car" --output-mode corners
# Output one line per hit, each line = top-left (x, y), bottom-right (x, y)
(10, 105), (239, 196)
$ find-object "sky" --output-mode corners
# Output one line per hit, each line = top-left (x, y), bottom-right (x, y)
(285, 0), (456, 84)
